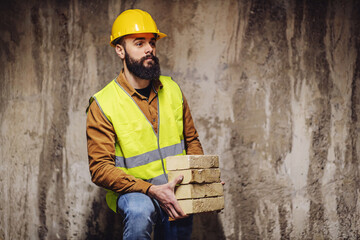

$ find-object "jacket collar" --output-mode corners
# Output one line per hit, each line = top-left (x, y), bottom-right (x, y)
(116, 69), (163, 99)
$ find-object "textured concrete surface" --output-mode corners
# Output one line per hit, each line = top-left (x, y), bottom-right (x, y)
(1, 0), (359, 239)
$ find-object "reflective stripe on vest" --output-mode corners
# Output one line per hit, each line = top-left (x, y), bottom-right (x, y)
(115, 140), (185, 168)
(91, 75), (185, 212)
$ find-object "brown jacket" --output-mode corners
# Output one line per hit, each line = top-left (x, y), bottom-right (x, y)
(86, 71), (203, 195)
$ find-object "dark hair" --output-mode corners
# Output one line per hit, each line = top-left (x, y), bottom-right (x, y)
(112, 37), (125, 47)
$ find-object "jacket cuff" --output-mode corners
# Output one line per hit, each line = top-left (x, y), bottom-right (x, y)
(145, 184), (152, 195)
(134, 180), (152, 195)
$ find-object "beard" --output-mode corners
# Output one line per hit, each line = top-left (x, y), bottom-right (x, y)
(125, 50), (161, 80)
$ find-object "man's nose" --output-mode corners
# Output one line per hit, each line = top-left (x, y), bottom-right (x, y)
(144, 42), (154, 54)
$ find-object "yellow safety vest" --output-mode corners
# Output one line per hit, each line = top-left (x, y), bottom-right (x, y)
(90, 76), (186, 212)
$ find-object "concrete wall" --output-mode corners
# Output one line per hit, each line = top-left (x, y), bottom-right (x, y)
(1, 0), (359, 239)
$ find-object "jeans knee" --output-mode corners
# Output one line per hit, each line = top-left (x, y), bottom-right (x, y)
(118, 193), (157, 223)
(126, 202), (156, 221)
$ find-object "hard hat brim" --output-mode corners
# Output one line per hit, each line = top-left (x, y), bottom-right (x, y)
(110, 31), (167, 47)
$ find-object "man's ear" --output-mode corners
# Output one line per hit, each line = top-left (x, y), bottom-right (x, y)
(115, 44), (125, 60)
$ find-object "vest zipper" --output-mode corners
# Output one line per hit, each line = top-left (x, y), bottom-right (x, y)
(157, 138), (168, 181)
(155, 90), (168, 182)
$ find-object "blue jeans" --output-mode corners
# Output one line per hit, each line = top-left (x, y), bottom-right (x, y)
(117, 192), (193, 240)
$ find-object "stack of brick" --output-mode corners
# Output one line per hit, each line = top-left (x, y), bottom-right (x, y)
(166, 155), (224, 215)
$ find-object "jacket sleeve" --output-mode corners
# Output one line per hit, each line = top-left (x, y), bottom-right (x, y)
(182, 94), (204, 155)
(86, 101), (152, 194)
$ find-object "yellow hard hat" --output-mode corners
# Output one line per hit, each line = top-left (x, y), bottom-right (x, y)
(110, 9), (167, 47)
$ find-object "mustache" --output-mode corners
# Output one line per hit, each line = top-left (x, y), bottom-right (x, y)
(141, 54), (159, 64)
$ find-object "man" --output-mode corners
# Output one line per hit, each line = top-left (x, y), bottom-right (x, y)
(86, 9), (203, 239)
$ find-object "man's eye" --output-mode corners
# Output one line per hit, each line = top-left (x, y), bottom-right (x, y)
(150, 42), (156, 47)
(136, 42), (143, 46)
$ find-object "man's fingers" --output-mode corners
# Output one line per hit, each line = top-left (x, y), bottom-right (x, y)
(172, 201), (187, 218)
(161, 204), (177, 219)
(168, 203), (187, 219)
(166, 206), (175, 219)
(161, 202), (187, 220)
(169, 206), (180, 219)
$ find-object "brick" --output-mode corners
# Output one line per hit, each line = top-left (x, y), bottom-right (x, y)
(178, 196), (224, 214)
(168, 168), (221, 184)
(175, 183), (224, 200)
(166, 155), (219, 171)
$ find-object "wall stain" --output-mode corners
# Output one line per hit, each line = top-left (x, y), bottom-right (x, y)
(37, 0), (71, 239)
(303, 1), (331, 239)
(230, 0), (293, 239)
(192, 213), (226, 240)
(85, 191), (123, 240)
(30, 2), (46, 239)
(0, 0), (22, 120)
(336, 3), (360, 238)
(278, 200), (292, 240)
(288, 0), (305, 102)
(30, 4), (44, 93)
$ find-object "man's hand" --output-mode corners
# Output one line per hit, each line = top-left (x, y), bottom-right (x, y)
(147, 175), (187, 220)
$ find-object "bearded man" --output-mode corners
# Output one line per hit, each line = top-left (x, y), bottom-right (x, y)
(86, 9), (203, 239)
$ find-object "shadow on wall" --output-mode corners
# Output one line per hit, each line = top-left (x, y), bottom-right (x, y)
(85, 188), (123, 240)
(193, 213), (226, 240)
